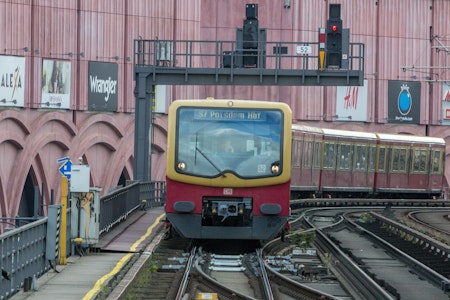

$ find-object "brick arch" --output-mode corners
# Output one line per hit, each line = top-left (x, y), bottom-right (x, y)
(74, 116), (134, 194)
(6, 113), (76, 217)
(0, 112), (31, 135)
(77, 114), (125, 138)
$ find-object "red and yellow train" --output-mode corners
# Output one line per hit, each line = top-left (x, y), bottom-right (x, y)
(165, 99), (447, 240)
(165, 99), (292, 240)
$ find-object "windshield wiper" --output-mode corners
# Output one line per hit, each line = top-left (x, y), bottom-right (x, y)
(195, 146), (226, 177)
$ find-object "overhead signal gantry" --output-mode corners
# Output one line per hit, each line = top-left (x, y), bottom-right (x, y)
(133, 3), (364, 181)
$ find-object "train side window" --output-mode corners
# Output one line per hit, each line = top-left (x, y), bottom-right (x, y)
(412, 149), (427, 173)
(392, 147), (407, 173)
(378, 147), (386, 172)
(368, 145), (376, 171)
(338, 143), (351, 170)
(323, 142), (336, 169)
(399, 148), (408, 172)
(312, 141), (321, 169)
(354, 144), (367, 171)
(392, 148), (399, 171)
(432, 149), (443, 174)
(412, 149), (419, 172)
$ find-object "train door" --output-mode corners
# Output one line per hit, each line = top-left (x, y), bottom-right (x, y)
(374, 143), (389, 194)
(429, 146), (445, 195)
(290, 136), (303, 197)
(321, 139), (337, 195)
(336, 142), (352, 191)
(301, 139), (314, 191)
(352, 143), (373, 194)
(291, 136), (300, 173)
(311, 138), (321, 192)
(388, 144), (409, 194)
(368, 144), (377, 194)
(410, 145), (429, 191)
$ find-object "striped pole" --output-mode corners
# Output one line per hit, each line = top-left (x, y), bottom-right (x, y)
(59, 176), (68, 265)
(319, 28), (325, 70)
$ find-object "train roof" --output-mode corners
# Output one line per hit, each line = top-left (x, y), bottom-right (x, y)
(291, 124), (446, 146)
(291, 124), (323, 134)
(291, 124), (377, 140)
(321, 127), (378, 140)
(171, 99), (291, 110)
(376, 133), (446, 145)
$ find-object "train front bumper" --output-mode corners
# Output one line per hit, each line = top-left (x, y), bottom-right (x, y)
(166, 213), (288, 240)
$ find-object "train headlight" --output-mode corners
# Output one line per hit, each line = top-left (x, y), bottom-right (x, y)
(177, 161), (186, 171)
(271, 164), (280, 174)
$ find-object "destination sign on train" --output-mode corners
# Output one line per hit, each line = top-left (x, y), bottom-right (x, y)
(194, 109), (268, 121)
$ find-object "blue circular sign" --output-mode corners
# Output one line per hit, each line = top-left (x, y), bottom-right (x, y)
(398, 84), (412, 116)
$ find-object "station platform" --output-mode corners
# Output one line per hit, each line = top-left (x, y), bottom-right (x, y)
(10, 206), (166, 300)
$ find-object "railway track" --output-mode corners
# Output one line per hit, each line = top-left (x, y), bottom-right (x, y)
(264, 213), (391, 299)
(192, 248), (337, 300)
(122, 235), (193, 299)
(114, 205), (450, 299)
(407, 209), (450, 240)
(120, 235), (341, 299)
(354, 211), (450, 286)
(302, 208), (450, 299)
(291, 198), (450, 209)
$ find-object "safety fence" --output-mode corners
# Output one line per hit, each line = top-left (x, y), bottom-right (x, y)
(99, 181), (166, 235)
(0, 181), (165, 299)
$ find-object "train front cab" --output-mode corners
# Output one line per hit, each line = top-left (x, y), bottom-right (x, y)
(165, 99), (292, 240)
(374, 133), (445, 198)
(166, 179), (291, 240)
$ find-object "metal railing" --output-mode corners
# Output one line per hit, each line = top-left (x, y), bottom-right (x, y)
(134, 39), (364, 72)
(0, 218), (49, 298)
(99, 181), (166, 235)
(0, 180), (165, 299)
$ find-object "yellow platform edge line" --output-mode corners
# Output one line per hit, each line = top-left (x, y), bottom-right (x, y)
(83, 213), (166, 300)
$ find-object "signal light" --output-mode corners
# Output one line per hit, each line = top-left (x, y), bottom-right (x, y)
(325, 3), (343, 68)
(325, 19), (342, 68)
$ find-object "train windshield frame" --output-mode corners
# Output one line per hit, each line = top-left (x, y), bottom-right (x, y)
(175, 106), (284, 179)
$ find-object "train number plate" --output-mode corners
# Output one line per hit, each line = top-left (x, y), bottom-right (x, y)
(223, 188), (233, 195)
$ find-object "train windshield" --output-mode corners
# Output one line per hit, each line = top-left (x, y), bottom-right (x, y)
(175, 107), (284, 178)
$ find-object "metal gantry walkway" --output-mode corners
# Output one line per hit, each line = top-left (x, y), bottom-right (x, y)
(134, 39), (364, 86)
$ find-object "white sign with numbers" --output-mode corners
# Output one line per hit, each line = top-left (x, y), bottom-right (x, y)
(296, 45), (312, 55)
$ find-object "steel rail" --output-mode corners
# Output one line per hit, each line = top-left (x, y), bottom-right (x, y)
(175, 246), (197, 300)
(314, 229), (395, 300)
(192, 255), (257, 300)
(408, 209), (450, 236)
(351, 212), (450, 290)
(302, 213), (394, 299)
(256, 248), (274, 300)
